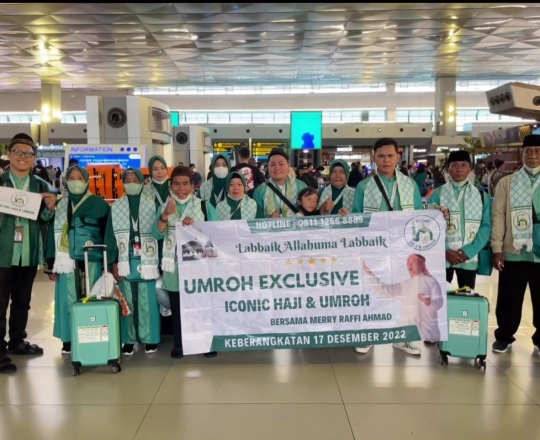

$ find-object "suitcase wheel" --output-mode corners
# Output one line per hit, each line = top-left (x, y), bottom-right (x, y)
(474, 357), (487, 370)
(72, 366), (82, 376)
(111, 363), (122, 374)
(440, 354), (449, 366)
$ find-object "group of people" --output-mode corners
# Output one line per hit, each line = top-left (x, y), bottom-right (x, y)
(1, 132), (540, 375)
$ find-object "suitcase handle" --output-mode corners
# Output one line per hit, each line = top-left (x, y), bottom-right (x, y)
(83, 244), (108, 300)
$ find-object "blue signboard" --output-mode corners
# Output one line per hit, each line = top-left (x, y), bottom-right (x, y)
(69, 153), (142, 169)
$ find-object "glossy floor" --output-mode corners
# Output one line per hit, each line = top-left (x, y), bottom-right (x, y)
(2, 272), (540, 440)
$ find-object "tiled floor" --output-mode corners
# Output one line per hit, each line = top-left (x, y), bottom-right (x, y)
(1, 272), (540, 440)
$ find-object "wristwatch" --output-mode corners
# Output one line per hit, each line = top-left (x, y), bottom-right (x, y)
(458, 250), (465, 256)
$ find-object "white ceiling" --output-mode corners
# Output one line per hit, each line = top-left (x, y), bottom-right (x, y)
(1, 3), (540, 91)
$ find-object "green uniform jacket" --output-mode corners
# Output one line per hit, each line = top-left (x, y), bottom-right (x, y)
(428, 185), (492, 270)
(0, 171), (53, 268)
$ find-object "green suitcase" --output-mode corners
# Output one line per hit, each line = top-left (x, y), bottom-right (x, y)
(439, 290), (489, 369)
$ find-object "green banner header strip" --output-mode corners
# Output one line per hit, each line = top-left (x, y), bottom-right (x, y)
(246, 214), (372, 234)
(210, 326), (421, 352)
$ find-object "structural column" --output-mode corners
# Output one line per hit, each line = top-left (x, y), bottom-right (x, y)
(40, 82), (62, 145)
(434, 77), (456, 136)
(385, 83), (396, 122)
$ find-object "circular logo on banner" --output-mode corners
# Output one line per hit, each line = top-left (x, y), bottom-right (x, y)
(143, 239), (156, 257)
(11, 192), (28, 207)
(513, 211), (530, 232)
(404, 215), (441, 251)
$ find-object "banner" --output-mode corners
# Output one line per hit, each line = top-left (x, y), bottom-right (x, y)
(0, 186), (43, 220)
(176, 211), (448, 355)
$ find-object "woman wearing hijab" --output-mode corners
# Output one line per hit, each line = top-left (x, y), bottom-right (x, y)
(105, 168), (161, 355)
(145, 155), (170, 211)
(45, 166), (110, 354)
(198, 154), (231, 208)
(216, 172), (258, 220)
(318, 160), (356, 215)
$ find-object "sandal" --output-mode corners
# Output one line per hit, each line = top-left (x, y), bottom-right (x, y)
(8, 341), (44, 356)
(0, 357), (17, 374)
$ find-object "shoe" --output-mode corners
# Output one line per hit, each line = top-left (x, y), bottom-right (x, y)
(145, 344), (158, 354)
(423, 341), (438, 346)
(61, 342), (71, 354)
(354, 345), (373, 354)
(171, 347), (184, 359)
(393, 342), (421, 355)
(203, 351), (217, 358)
(492, 340), (512, 354)
(0, 356), (17, 374)
(122, 344), (135, 356)
(7, 341), (44, 356)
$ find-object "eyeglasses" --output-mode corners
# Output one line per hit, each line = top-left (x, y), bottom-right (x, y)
(11, 149), (36, 158)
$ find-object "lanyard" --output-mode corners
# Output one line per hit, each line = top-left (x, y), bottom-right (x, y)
(71, 192), (91, 214)
(532, 176), (540, 195)
(214, 188), (225, 203)
(178, 198), (193, 223)
(9, 174), (30, 192)
(456, 185), (467, 206)
(229, 198), (243, 219)
(380, 180), (397, 209)
(153, 185), (165, 207)
(332, 187), (346, 205)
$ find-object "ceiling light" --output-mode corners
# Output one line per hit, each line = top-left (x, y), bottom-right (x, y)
(474, 26), (496, 30)
(448, 115), (455, 123)
(484, 19), (512, 25)
(449, 30), (454, 36)
(191, 35), (198, 40)
(381, 37), (396, 40)
(491, 4), (526, 8)
(451, 15), (458, 19)
(448, 105), (455, 113)
(271, 19), (296, 23)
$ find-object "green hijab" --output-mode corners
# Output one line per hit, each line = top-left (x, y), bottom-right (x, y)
(210, 154), (231, 205)
(225, 171), (247, 220)
(329, 159), (351, 212)
(65, 166), (108, 220)
(121, 167), (144, 221)
(148, 155), (169, 205)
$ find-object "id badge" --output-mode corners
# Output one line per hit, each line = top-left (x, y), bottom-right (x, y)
(14, 226), (24, 243)
(133, 241), (142, 257)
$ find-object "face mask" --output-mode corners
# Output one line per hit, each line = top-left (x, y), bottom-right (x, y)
(152, 177), (168, 185)
(228, 194), (244, 202)
(451, 178), (468, 188)
(67, 180), (88, 195)
(214, 166), (228, 179)
(171, 192), (192, 205)
(524, 165), (540, 175)
(124, 183), (143, 196)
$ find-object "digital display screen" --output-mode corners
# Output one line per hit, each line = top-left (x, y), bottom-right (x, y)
(532, 126), (540, 135)
(69, 154), (142, 169)
(290, 111), (322, 150)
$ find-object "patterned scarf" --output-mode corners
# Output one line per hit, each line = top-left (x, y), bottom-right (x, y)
(317, 185), (355, 212)
(364, 172), (415, 212)
(510, 168), (540, 252)
(440, 181), (483, 262)
(111, 190), (159, 280)
(263, 178), (299, 217)
(216, 196), (258, 220)
(162, 196), (205, 273)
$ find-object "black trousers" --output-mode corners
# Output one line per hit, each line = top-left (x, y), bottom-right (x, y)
(495, 261), (540, 346)
(446, 267), (477, 290)
(168, 290), (182, 350)
(0, 265), (38, 357)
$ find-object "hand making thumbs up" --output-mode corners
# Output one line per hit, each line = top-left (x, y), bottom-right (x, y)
(321, 195), (335, 215)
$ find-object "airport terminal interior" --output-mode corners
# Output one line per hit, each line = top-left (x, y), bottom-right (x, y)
(1, 3), (540, 440)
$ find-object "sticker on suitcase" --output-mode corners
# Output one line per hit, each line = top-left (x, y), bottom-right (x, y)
(449, 318), (480, 336)
(77, 325), (109, 344)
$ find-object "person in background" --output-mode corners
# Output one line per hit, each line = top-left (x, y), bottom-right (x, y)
(206, 163), (213, 181)
(153, 166), (219, 359)
(488, 159), (505, 197)
(45, 166), (110, 355)
(216, 171), (258, 220)
(428, 151), (491, 290)
(296, 187), (320, 217)
(412, 163), (428, 189)
(407, 164), (416, 177)
(231, 147), (266, 197)
(199, 154), (231, 208)
(189, 164), (202, 190)
(348, 162), (363, 188)
(399, 160), (409, 176)
(474, 160), (487, 183)
(46, 165), (56, 184)
(353, 137), (423, 356)
(60, 158), (79, 192)
(297, 163), (318, 189)
(253, 148), (307, 218)
(361, 165), (368, 180)
(318, 160), (355, 216)
(491, 135), (540, 354)
(249, 158), (267, 185)
(33, 159), (50, 183)
(178, 162), (184, 166)
(425, 163), (434, 180)
(0, 133), (56, 374)
(433, 166), (446, 187)
(106, 168), (161, 356)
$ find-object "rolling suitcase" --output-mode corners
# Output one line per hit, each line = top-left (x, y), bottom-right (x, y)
(439, 289), (489, 370)
(71, 244), (122, 376)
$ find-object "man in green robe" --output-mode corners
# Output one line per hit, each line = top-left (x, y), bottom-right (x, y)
(106, 168), (161, 355)
(0, 133), (56, 374)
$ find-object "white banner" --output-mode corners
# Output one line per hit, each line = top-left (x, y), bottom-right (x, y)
(176, 211), (448, 355)
(0, 186), (43, 220)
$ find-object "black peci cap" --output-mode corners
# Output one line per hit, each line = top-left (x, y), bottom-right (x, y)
(268, 147), (289, 161)
(522, 134), (540, 149)
(447, 150), (471, 165)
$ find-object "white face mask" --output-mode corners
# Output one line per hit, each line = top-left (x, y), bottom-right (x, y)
(451, 178), (468, 188)
(213, 166), (228, 179)
(152, 177), (168, 185)
(124, 183), (143, 196)
(524, 165), (540, 175)
(67, 180), (88, 195)
(171, 192), (192, 205)
(228, 194), (244, 202)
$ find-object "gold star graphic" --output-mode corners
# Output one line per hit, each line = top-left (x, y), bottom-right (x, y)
(331, 257), (338, 263)
(286, 259), (292, 266)
(320, 258), (327, 263)
(308, 257), (316, 265)
(298, 259), (304, 265)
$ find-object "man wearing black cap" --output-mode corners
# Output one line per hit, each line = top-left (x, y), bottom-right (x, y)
(0, 133), (57, 374)
(296, 163), (318, 189)
(492, 134), (540, 354)
(428, 150), (491, 290)
(253, 148), (307, 217)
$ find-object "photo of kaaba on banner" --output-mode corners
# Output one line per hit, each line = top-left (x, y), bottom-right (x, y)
(182, 241), (205, 261)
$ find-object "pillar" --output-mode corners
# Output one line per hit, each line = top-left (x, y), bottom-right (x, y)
(40, 82), (62, 145)
(434, 77), (456, 136)
(385, 83), (396, 122)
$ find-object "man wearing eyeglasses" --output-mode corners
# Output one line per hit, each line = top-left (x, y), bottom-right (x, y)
(492, 134), (540, 355)
(0, 133), (57, 374)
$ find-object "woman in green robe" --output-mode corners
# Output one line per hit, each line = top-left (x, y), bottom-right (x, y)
(216, 172), (259, 220)
(46, 166), (110, 354)
(317, 159), (356, 216)
(105, 168), (161, 355)
(198, 154), (231, 207)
